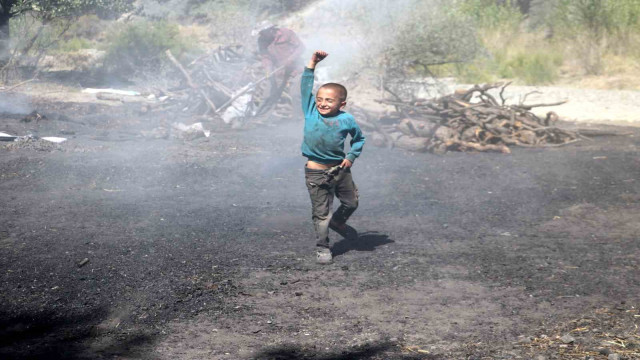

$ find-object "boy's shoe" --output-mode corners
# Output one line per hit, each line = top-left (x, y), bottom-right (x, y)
(329, 219), (358, 241)
(316, 247), (333, 264)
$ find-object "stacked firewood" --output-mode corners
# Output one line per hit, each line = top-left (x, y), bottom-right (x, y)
(354, 83), (585, 154)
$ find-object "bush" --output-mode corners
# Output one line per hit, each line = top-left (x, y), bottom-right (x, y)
(103, 20), (195, 76)
(64, 15), (106, 41)
(498, 51), (562, 84)
(389, 5), (481, 68)
(58, 37), (92, 52)
(448, 61), (496, 84)
(340, 0), (482, 93)
(552, 0), (640, 74)
(429, 33), (563, 85)
(457, 0), (524, 30)
(433, 0), (640, 85)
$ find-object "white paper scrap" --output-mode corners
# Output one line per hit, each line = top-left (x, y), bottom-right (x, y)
(82, 88), (140, 96)
(41, 137), (67, 143)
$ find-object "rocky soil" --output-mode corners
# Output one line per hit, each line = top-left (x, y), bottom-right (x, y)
(1, 85), (640, 360)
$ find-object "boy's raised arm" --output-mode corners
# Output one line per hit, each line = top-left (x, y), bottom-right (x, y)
(301, 50), (328, 116)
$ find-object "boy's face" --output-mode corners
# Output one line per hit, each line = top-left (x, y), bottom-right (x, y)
(316, 87), (346, 117)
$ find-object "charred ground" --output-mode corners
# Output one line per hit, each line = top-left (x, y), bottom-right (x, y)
(1, 94), (640, 359)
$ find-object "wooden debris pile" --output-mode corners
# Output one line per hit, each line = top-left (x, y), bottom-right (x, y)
(163, 47), (255, 116)
(354, 83), (586, 154)
(158, 46), (291, 125)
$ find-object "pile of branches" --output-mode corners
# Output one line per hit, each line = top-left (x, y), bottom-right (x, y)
(162, 46), (256, 116)
(158, 46), (290, 124)
(357, 83), (587, 154)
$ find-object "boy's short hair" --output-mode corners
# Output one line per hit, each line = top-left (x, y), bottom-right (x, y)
(319, 83), (347, 101)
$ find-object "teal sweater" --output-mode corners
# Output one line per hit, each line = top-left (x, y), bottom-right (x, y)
(300, 67), (365, 164)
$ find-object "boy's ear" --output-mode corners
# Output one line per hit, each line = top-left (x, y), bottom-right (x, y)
(339, 101), (347, 110)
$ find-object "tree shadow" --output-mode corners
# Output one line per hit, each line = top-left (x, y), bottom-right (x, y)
(0, 307), (157, 360)
(331, 231), (394, 257)
(253, 341), (439, 359)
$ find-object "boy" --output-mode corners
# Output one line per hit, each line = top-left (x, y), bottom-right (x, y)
(300, 50), (365, 264)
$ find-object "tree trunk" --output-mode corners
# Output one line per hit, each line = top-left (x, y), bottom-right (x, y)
(0, 12), (10, 59)
(0, 2), (12, 62)
(496, 0), (531, 14)
(516, 0), (531, 14)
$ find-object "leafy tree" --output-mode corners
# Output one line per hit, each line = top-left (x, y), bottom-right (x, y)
(0, 0), (132, 59)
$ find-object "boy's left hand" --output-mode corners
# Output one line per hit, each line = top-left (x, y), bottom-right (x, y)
(340, 159), (352, 168)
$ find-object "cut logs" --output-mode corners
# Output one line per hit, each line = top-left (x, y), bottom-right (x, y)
(360, 82), (584, 154)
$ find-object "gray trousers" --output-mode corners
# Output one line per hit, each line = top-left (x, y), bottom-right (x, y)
(304, 166), (359, 248)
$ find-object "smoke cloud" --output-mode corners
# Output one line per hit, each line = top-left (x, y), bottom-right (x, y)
(280, 0), (433, 81)
(0, 93), (32, 115)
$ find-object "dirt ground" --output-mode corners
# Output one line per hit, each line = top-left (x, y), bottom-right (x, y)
(1, 88), (640, 360)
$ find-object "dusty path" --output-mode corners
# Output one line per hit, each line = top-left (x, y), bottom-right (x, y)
(1, 95), (640, 359)
(367, 80), (640, 127)
(487, 84), (640, 127)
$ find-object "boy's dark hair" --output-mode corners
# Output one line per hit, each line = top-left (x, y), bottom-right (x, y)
(319, 83), (347, 101)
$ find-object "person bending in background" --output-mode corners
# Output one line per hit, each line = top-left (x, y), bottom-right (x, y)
(253, 21), (305, 114)
(300, 50), (365, 264)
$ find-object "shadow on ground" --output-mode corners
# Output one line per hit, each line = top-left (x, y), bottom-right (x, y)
(0, 307), (157, 360)
(253, 341), (437, 360)
(332, 232), (394, 257)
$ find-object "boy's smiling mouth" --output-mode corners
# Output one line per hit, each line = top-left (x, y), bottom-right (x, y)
(315, 87), (344, 116)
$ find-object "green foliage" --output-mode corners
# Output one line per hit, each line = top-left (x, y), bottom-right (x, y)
(431, 0), (560, 84)
(389, 3), (481, 67)
(432, 61), (495, 84)
(552, 0), (640, 41)
(9, 0), (133, 20)
(58, 36), (91, 52)
(64, 15), (105, 40)
(346, 0), (482, 82)
(498, 51), (562, 84)
(430, 48), (561, 85)
(555, 0), (610, 38)
(1, 0), (132, 68)
(448, 0), (640, 81)
(551, 0), (640, 74)
(103, 20), (196, 75)
(180, 0), (313, 42)
(135, 0), (311, 43)
(187, 0), (312, 16)
(456, 0), (524, 30)
(612, 0), (640, 32)
(187, 0), (255, 43)
(7, 12), (65, 55)
(528, 0), (558, 29)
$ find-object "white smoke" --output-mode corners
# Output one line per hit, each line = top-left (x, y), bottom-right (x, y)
(0, 93), (32, 114)
(280, 0), (426, 81)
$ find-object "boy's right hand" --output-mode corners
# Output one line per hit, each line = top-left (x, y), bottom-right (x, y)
(312, 50), (328, 63)
(308, 50), (328, 69)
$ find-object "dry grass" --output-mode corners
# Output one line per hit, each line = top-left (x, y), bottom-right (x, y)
(178, 24), (218, 48)
(517, 307), (640, 359)
(436, 26), (640, 90)
(434, 30), (564, 86)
